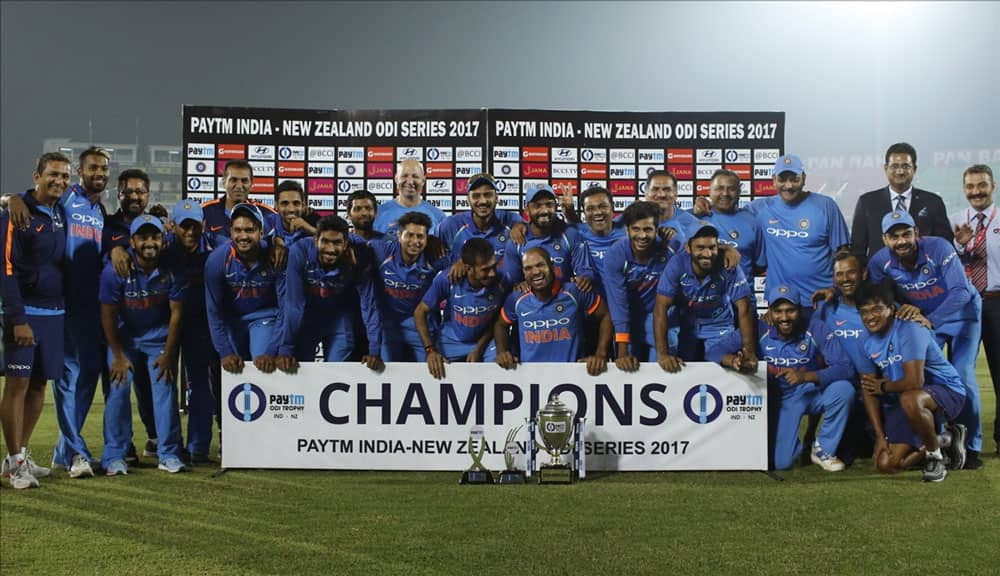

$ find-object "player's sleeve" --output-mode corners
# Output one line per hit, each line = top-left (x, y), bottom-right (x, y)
(926, 240), (973, 329)
(825, 197), (851, 251)
(727, 266), (752, 303)
(500, 238), (523, 286)
(203, 249), (236, 359)
(168, 266), (189, 302)
(602, 240), (632, 342)
(704, 328), (744, 364)
(569, 234), (596, 280)
(421, 270), (450, 309)
(866, 248), (889, 283)
(656, 256), (683, 297)
(500, 291), (518, 326)
(811, 318), (856, 389)
(98, 262), (124, 306)
(277, 244), (307, 357)
(0, 213), (27, 325)
(496, 209), (524, 227)
(435, 215), (458, 255)
(576, 283), (601, 317)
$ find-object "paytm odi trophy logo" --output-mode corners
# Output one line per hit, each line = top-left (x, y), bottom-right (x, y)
(684, 384), (724, 424)
(229, 383), (266, 422)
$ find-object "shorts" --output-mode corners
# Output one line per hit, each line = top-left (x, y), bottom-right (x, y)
(883, 384), (966, 448)
(3, 315), (64, 379)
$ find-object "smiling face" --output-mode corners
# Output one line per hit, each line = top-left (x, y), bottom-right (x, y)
(883, 226), (919, 262)
(964, 171), (995, 212)
(527, 195), (557, 232)
(398, 222), (428, 261)
(521, 249), (554, 294)
(773, 171), (807, 205)
(348, 197), (376, 231)
(130, 227), (164, 263)
(627, 216), (658, 255)
(33, 160), (71, 205)
(276, 189), (304, 228)
(583, 191), (613, 235)
(230, 215), (262, 259)
(833, 255), (866, 301)
(118, 177), (149, 219)
(79, 153), (110, 195)
(645, 175), (677, 217)
(770, 301), (800, 338)
(467, 256), (498, 289)
(859, 300), (894, 335)
(223, 166), (253, 205)
(468, 184), (498, 220)
(688, 234), (720, 275)
(176, 219), (203, 251)
(710, 173), (740, 213)
(316, 229), (347, 268)
(395, 160), (426, 204)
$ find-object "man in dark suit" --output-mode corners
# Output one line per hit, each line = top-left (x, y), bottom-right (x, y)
(851, 142), (953, 259)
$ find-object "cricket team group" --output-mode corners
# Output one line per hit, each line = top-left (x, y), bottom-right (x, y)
(1, 142), (997, 489)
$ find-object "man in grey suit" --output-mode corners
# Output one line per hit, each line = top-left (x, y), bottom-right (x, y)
(850, 142), (953, 259)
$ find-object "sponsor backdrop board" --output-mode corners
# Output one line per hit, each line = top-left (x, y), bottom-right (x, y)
(183, 106), (486, 213)
(222, 363), (768, 472)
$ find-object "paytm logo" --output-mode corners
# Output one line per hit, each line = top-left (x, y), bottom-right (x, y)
(455, 163), (483, 177)
(338, 147), (364, 161)
(638, 149), (664, 163)
(307, 163), (336, 177)
(609, 165), (637, 179)
(493, 146), (520, 160)
(187, 143), (215, 158)
(753, 166), (773, 179)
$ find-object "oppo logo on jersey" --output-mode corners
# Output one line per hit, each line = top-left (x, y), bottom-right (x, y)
(765, 355), (810, 367)
(72, 213), (103, 227)
(899, 278), (937, 291)
(875, 354), (903, 369)
(522, 317), (570, 330)
(383, 278), (423, 290)
(453, 304), (494, 315)
(766, 227), (810, 239)
(833, 328), (862, 339)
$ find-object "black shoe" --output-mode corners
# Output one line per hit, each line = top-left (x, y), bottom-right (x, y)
(143, 439), (159, 458)
(190, 452), (213, 465)
(922, 455), (947, 482)
(125, 444), (139, 465)
(963, 451), (984, 470)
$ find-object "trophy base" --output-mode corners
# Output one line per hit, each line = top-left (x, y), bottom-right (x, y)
(498, 470), (526, 484)
(460, 470), (495, 485)
(537, 464), (574, 484)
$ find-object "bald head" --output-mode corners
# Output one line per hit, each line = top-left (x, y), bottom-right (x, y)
(395, 159), (426, 206)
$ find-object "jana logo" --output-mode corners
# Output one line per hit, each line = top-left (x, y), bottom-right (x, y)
(684, 384), (723, 424)
(229, 383), (267, 422)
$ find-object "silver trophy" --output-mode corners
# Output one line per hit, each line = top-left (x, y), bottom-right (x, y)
(535, 394), (576, 484)
(498, 423), (526, 484)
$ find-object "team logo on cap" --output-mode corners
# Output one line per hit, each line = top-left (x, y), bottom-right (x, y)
(892, 212), (902, 219)
(784, 157), (793, 165)
(142, 215), (152, 223)
(779, 286), (789, 294)
(183, 202), (192, 210)
(799, 219), (810, 230)
(730, 230), (739, 240)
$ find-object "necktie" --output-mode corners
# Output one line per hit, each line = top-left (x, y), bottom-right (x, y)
(894, 194), (906, 213)
(969, 213), (988, 292)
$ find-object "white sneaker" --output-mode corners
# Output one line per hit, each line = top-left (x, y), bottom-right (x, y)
(157, 456), (187, 474)
(23, 450), (51, 478)
(810, 442), (846, 472)
(105, 459), (128, 476)
(9, 462), (39, 489)
(1, 455), (13, 478)
(69, 454), (94, 479)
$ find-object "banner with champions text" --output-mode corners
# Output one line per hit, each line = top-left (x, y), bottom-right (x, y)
(221, 363), (767, 472)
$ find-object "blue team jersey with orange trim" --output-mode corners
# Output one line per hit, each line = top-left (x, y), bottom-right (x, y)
(500, 281), (600, 362)
(697, 208), (766, 280)
(813, 299), (867, 378)
(603, 236), (678, 344)
(60, 184), (104, 306)
(657, 253), (751, 340)
(436, 210), (521, 266)
(98, 250), (187, 347)
(500, 221), (595, 286)
(1, 190), (67, 323)
(422, 271), (506, 347)
(201, 198), (278, 244)
(372, 199), (446, 236)
(370, 239), (449, 329)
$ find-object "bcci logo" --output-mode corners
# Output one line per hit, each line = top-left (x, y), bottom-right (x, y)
(228, 383), (267, 422)
(683, 384), (723, 424)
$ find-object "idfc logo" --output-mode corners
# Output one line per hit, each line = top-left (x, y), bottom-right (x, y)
(186, 176), (214, 192)
(187, 160), (212, 175)
(726, 164), (752, 180)
(496, 178), (520, 194)
(580, 164), (608, 179)
(228, 383), (267, 422)
(684, 384), (723, 424)
(754, 181), (776, 196)
(278, 146), (305, 161)
(278, 162), (305, 178)
(366, 163), (395, 178)
(552, 148), (577, 163)
(667, 149), (694, 163)
(638, 149), (665, 163)
(522, 147), (549, 161)
(725, 149), (751, 163)
(455, 163), (482, 177)
(217, 144), (245, 159)
(696, 164), (721, 179)
(580, 148), (607, 162)
(367, 179), (394, 193)
(251, 179), (275, 193)
(307, 180), (335, 194)
(640, 164), (664, 176)
(456, 147), (483, 161)
(494, 162), (519, 177)
(609, 149), (636, 163)
(522, 163), (549, 178)
(338, 163), (364, 178)
(365, 147), (393, 162)
(427, 147), (453, 161)
(610, 181), (637, 196)
(696, 149), (722, 163)
(307, 163), (336, 178)
(551, 164), (578, 178)
(426, 163), (454, 178)
(754, 149), (780, 163)
(249, 161), (275, 177)
(339, 179), (363, 192)
(248, 145), (275, 160)
(753, 166), (773, 179)
(308, 146), (336, 161)
(396, 147), (423, 161)
(187, 143), (215, 158)
(338, 147), (365, 161)
(493, 146), (520, 160)
(427, 179), (453, 194)
(669, 164), (694, 180)
(609, 165), (637, 179)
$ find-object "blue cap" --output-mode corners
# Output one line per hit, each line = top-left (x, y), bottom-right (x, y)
(466, 172), (498, 191)
(230, 202), (264, 227)
(687, 219), (719, 240)
(881, 210), (915, 234)
(172, 200), (204, 226)
(524, 184), (555, 205)
(767, 284), (800, 307)
(129, 213), (165, 236)
(773, 154), (805, 176)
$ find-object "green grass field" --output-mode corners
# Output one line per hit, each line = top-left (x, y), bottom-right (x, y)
(2, 354), (997, 575)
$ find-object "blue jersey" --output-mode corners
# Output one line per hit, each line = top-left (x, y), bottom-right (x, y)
(101, 210), (134, 255)
(267, 212), (312, 247)
(867, 237), (977, 339)
(698, 208), (766, 280)
(861, 319), (965, 398)
(749, 193), (850, 306)
(371, 239), (449, 329)
(162, 233), (214, 324)
(436, 210), (521, 267)
(280, 238), (382, 356)
(372, 199), (445, 236)
(98, 250), (187, 347)
(707, 318), (854, 393)
(60, 184), (104, 306)
(500, 221), (595, 286)
(603, 237), (678, 345)
(574, 222), (627, 270)
(659, 210), (699, 245)
(201, 199), (278, 245)
(1, 191), (67, 323)
(500, 281), (601, 363)
(204, 244), (285, 358)
(656, 253), (751, 340)
(421, 272), (506, 356)
(813, 299), (867, 378)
